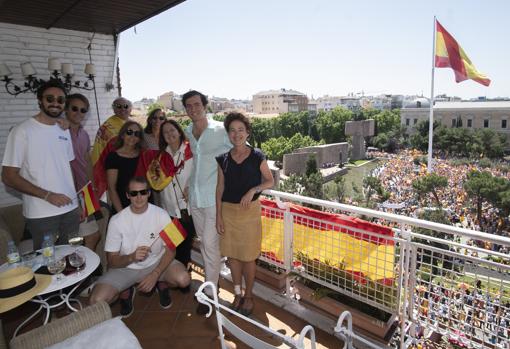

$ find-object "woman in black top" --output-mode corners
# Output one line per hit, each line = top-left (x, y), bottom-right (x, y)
(105, 121), (144, 214)
(215, 112), (274, 315)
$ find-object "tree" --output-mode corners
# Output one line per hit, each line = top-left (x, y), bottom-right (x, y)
(464, 170), (495, 223)
(362, 176), (387, 208)
(146, 102), (165, 116)
(412, 173), (448, 207)
(315, 107), (353, 144)
(305, 156), (318, 177)
(261, 134), (320, 162)
(325, 176), (346, 203)
(373, 110), (401, 135)
(251, 118), (273, 148)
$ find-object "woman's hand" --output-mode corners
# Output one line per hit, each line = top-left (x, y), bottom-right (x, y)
(216, 215), (225, 235)
(240, 188), (256, 209)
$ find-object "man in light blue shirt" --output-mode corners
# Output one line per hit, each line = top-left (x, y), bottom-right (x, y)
(183, 90), (232, 315)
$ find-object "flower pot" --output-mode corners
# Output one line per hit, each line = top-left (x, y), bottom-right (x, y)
(295, 282), (396, 340)
(255, 265), (287, 291)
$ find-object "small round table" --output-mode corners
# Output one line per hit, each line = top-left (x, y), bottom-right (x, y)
(1, 245), (99, 337)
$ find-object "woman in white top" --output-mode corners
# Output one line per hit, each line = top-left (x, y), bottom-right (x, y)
(159, 120), (195, 269)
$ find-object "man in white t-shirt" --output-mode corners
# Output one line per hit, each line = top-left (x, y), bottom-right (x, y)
(1, 79), (79, 249)
(89, 176), (190, 317)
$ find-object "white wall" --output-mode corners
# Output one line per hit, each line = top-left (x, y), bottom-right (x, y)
(0, 23), (119, 207)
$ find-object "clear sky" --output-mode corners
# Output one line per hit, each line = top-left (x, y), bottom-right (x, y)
(119, 0), (510, 102)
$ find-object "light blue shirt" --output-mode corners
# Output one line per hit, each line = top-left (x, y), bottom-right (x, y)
(185, 118), (232, 208)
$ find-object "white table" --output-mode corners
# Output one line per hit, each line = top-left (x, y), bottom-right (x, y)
(1, 245), (100, 337)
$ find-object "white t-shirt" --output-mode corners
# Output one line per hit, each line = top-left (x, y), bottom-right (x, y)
(2, 117), (77, 219)
(160, 143), (193, 218)
(105, 204), (171, 269)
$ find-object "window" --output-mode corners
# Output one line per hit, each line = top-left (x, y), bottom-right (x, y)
(484, 119), (489, 128)
(413, 118), (418, 125)
(451, 119), (456, 127)
(405, 118), (410, 126)
(467, 119), (472, 128)
(502, 120), (507, 129)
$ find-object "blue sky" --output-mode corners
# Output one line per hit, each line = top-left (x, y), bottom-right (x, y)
(119, 0), (509, 102)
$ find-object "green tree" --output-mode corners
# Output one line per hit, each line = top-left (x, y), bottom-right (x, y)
(412, 173), (448, 207)
(325, 176), (346, 203)
(362, 176), (387, 208)
(271, 112), (311, 139)
(464, 170), (495, 223)
(261, 134), (320, 162)
(373, 110), (401, 135)
(315, 107), (353, 144)
(251, 118), (273, 148)
(305, 156), (318, 177)
(146, 102), (165, 116)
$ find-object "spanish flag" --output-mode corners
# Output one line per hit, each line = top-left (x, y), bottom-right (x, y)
(78, 182), (101, 217)
(260, 199), (395, 285)
(159, 218), (187, 250)
(435, 19), (490, 86)
(90, 115), (125, 198)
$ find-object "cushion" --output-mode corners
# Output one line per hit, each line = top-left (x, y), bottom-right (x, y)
(46, 317), (141, 349)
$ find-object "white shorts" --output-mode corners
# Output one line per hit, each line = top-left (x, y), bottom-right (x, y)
(78, 217), (99, 237)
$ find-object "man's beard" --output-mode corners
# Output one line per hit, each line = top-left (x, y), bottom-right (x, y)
(41, 104), (63, 118)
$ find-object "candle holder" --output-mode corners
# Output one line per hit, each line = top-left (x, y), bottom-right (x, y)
(1, 59), (95, 96)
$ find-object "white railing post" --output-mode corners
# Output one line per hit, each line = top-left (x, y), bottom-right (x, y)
(283, 204), (294, 299)
(399, 228), (412, 349)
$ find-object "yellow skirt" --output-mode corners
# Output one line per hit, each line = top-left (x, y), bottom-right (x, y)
(220, 200), (261, 262)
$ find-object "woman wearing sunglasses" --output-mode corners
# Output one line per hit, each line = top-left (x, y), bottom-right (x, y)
(144, 108), (166, 150)
(105, 121), (145, 214)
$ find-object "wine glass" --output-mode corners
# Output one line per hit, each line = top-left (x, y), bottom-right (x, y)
(68, 249), (86, 276)
(47, 256), (66, 282)
(67, 231), (84, 249)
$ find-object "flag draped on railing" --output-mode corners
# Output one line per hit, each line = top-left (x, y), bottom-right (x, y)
(260, 199), (395, 285)
(435, 19), (491, 86)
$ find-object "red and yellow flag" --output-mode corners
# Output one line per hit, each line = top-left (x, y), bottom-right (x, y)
(78, 182), (101, 217)
(90, 115), (126, 198)
(435, 19), (490, 86)
(260, 199), (395, 285)
(159, 218), (187, 250)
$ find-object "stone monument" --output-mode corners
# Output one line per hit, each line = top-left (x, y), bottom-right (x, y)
(345, 119), (375, 161)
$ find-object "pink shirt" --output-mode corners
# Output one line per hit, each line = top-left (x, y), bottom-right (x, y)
(70, 126), (91, 191)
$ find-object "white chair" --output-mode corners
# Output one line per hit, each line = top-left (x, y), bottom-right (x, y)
(195, 281), (317, 349)
(334, 311), (384, 349)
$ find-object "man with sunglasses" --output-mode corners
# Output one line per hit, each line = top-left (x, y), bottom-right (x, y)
(90, 97), (132, 202)
(89, 176), (190, 317)
(1, 79), (79, 249)
(65, 93), (100, 251)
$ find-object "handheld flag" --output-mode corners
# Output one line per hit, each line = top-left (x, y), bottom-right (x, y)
(435, 19), (490, 86)
(77, 182), (101, 217)
(159, 218), (187, 250)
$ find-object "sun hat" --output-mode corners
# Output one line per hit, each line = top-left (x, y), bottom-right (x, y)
(0, 267), (51, 313)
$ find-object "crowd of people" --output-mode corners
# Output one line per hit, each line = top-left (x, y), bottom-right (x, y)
(0, 81), (273, 319)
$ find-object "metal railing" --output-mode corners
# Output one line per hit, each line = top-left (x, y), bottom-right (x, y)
(259, 190), (510, 348)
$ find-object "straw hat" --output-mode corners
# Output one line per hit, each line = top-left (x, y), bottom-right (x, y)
(0, 267), (51, 313)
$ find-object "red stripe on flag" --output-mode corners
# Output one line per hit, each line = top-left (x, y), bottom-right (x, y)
(159, 230), (177, 250)
(435, 20), (466, 82)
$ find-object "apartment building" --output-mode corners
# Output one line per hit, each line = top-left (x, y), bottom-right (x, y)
(252, 88), (308, 114)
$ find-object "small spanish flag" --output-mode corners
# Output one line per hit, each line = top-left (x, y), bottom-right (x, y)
(159, 218), (187, 250)
(78, 181), (101, 217)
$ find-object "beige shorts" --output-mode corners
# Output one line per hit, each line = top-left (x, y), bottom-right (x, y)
(78, 217), (99, 237)
(96, 259), (183, 292)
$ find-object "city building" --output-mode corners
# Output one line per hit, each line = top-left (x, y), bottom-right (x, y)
(401, 98), (510, 144)
(252, 88), (308, 114)
(314, 95), (360, 111)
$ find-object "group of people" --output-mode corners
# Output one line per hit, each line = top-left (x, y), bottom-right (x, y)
(1, 81), (273, 318)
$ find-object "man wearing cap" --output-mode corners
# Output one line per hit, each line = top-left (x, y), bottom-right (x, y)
(90, 97), (132, 201)
(89, 176), (190, 317)
(2, 79), (80, 250)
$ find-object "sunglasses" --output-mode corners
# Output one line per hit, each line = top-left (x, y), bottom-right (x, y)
(44, 95), (66, 104)
(125, 129), (142, 137)
(128, 189), (150, 197)
(113, 103), (130, 109)
(70, 106), (88, 114)
(154, 116), (166, 121)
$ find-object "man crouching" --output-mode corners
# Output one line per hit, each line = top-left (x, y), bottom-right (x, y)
(89, 176), (190, 317)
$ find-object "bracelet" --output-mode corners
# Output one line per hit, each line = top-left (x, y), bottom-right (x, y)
(43, 191), (51, 201)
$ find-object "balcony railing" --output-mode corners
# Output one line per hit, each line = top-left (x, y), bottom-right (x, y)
(260, 190), (510, 349)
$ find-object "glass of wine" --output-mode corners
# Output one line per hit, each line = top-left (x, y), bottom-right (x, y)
(67, 231), (84, 249)
(47, 256), (66, 282)
(68, 249), (86, 276)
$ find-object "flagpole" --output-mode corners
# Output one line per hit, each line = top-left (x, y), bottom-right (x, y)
(427, 16), (437, 173)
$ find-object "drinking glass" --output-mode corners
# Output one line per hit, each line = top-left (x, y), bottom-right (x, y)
(47, 256), (66, 281)
(68, 249), (86, 276)
(67, 231), (84, 248)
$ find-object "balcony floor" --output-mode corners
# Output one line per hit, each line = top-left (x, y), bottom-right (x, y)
(1, 268), (341, 348)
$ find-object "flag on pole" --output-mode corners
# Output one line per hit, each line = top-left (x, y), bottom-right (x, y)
(159, 218), (187, 250)
(435, 19), (491, 86)
(77, 181), (101, 217)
